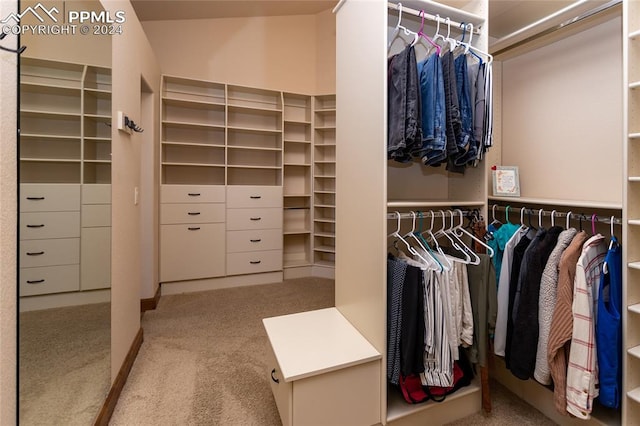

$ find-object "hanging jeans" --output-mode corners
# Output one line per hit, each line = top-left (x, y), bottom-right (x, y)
(388, 45), (422, 163)
(417, 53), (447, 166)
(453, 54), (477, 166)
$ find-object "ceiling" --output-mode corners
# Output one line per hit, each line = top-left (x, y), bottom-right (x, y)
(129, 0), (604, 39)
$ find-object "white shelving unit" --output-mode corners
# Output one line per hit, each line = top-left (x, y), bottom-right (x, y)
(312, 94), (336, 271)
(19, 58), (112, 303)
(283, 93), (313, 275)
(624, 1), (640, 423)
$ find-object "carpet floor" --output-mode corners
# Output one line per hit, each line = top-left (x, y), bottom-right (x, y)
(109, 278), (557, 425)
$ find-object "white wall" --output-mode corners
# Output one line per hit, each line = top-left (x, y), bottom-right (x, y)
(101, 0), (160, 381)
(0, 0), (18, 421)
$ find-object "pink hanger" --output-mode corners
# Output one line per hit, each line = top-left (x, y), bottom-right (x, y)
(591, 213), (598, 235)
(418, 10), (441, 56)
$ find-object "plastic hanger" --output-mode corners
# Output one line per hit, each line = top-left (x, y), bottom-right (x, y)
(388, 3), (419, 52)
(452, 209), (494, 257)
(421, 211), (453, 271)
(388, 211), (413, 254)
(551, 210), (556, 227)
(415, 212), (446, 272)
(446, 210), (477, 264)
(490, 204), (502, 226)
(403, 211), (439, 271)
(603, 215), (618, 274)
(416, 10), (441, 56)
(591, 213), (598, 235)
(538, 209), (544, 228)
(505, 205), (512, 225)
(566, 211), (572, 229)
(433, 210), (471, 264)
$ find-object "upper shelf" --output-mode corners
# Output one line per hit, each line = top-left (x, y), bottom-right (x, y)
(488, 196), (623, 210)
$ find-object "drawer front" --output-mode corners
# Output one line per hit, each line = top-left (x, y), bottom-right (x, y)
(227, 186), (283, 208)
(82, 204), (111, 227)
(226, 229), (283, 253)
(161, 203), (225, 225)
(226, 250), (282, 276)
(20, 184), (80, 212)
(81, 227), (111, 290)
(161, 185), (225, 204)
(160, 223), (226, 282)
(266, 344), (292, 426)
(82, 184), (111, 204)
(20, 211), (80, 240)
(20, 264), (80, 296)
(226, 208), (282, 231)
(20, 238), (80, 268)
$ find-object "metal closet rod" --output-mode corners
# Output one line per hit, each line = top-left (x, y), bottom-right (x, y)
(490, 205), (622, 225)
(387, 2), (482, 35)
(387, 209), (477, 220)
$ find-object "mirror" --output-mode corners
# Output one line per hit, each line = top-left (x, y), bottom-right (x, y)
(17, 1), (112, 423)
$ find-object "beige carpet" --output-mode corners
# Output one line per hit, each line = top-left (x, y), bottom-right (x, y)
(110, 277), (557, 425)
(19, 302), (111, 426)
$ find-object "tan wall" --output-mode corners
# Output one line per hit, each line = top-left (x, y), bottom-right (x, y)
(100, 0), (160, 381)
(499, 15), (623, 205)
(315, 8), (336, 95)
(21, 0), (111, 67)
(0, 0), (18, 421)
(141, 14), (322, 94)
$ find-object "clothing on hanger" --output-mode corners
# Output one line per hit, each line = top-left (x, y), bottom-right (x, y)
(533, 228), (578, 385)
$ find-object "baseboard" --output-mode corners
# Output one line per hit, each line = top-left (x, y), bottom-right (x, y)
(140, 285), (161, 313)
(312, 265), (335, 279)
(93, 327), (144, 426)
(20, 289), (110, 312)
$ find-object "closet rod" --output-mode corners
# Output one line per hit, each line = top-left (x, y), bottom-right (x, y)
(387, 210), (477, 220)
(491, 0), (621, 56)
(387, 1), (482, 34)
(491, 205), (622, 226)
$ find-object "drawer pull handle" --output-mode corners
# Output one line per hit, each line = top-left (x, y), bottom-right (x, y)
(188, 227), (201, 231)
(26, 197), (45, 200)
(271, 368), (279, 383)
(27, 279), (45, 284)
(188, 193), (201, 197)
(250, 260), (261, 265)
(250, 196), (262, 199)
(250, 217), (261, 221)
(26, 224), (45, 228)
(187, 212), (201, 216)
(250, 239), (261, 243)
(27, 251), (44, 256)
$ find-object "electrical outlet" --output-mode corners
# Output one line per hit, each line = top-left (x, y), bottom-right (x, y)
(117, 111), (131, 134)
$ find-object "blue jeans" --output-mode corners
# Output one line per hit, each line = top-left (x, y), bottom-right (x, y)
(417, 53), (447, 166)
(454, 54), (477, 166)
(388, 45), (422, 163)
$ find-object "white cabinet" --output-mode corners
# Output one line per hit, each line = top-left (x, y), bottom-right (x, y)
(160, 184), (226, 282)
(226, 186), (283, 276)
(81, 227), (111, 290)
(263, 308), (382, 426)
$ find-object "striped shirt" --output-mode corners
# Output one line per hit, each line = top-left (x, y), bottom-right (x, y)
(566, 234), (607, 419)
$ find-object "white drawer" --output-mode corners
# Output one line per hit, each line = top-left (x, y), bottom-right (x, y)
(82, 184), (111, 204)
(226, 229), (283, 253)
(19, 264), (80, 296)
(82, 204), (111, 227)
(161, 203), (225, 225)
(227, 186), (283, 208)
(20, 212), (80, 240)
(226, 208), (282, 231)
(226, 250), (282, 276)
(161, 185), (225, 204)
(20, 238), (80, 268)
(160, 223), (226, 282)
(20, 184), (80, 212)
